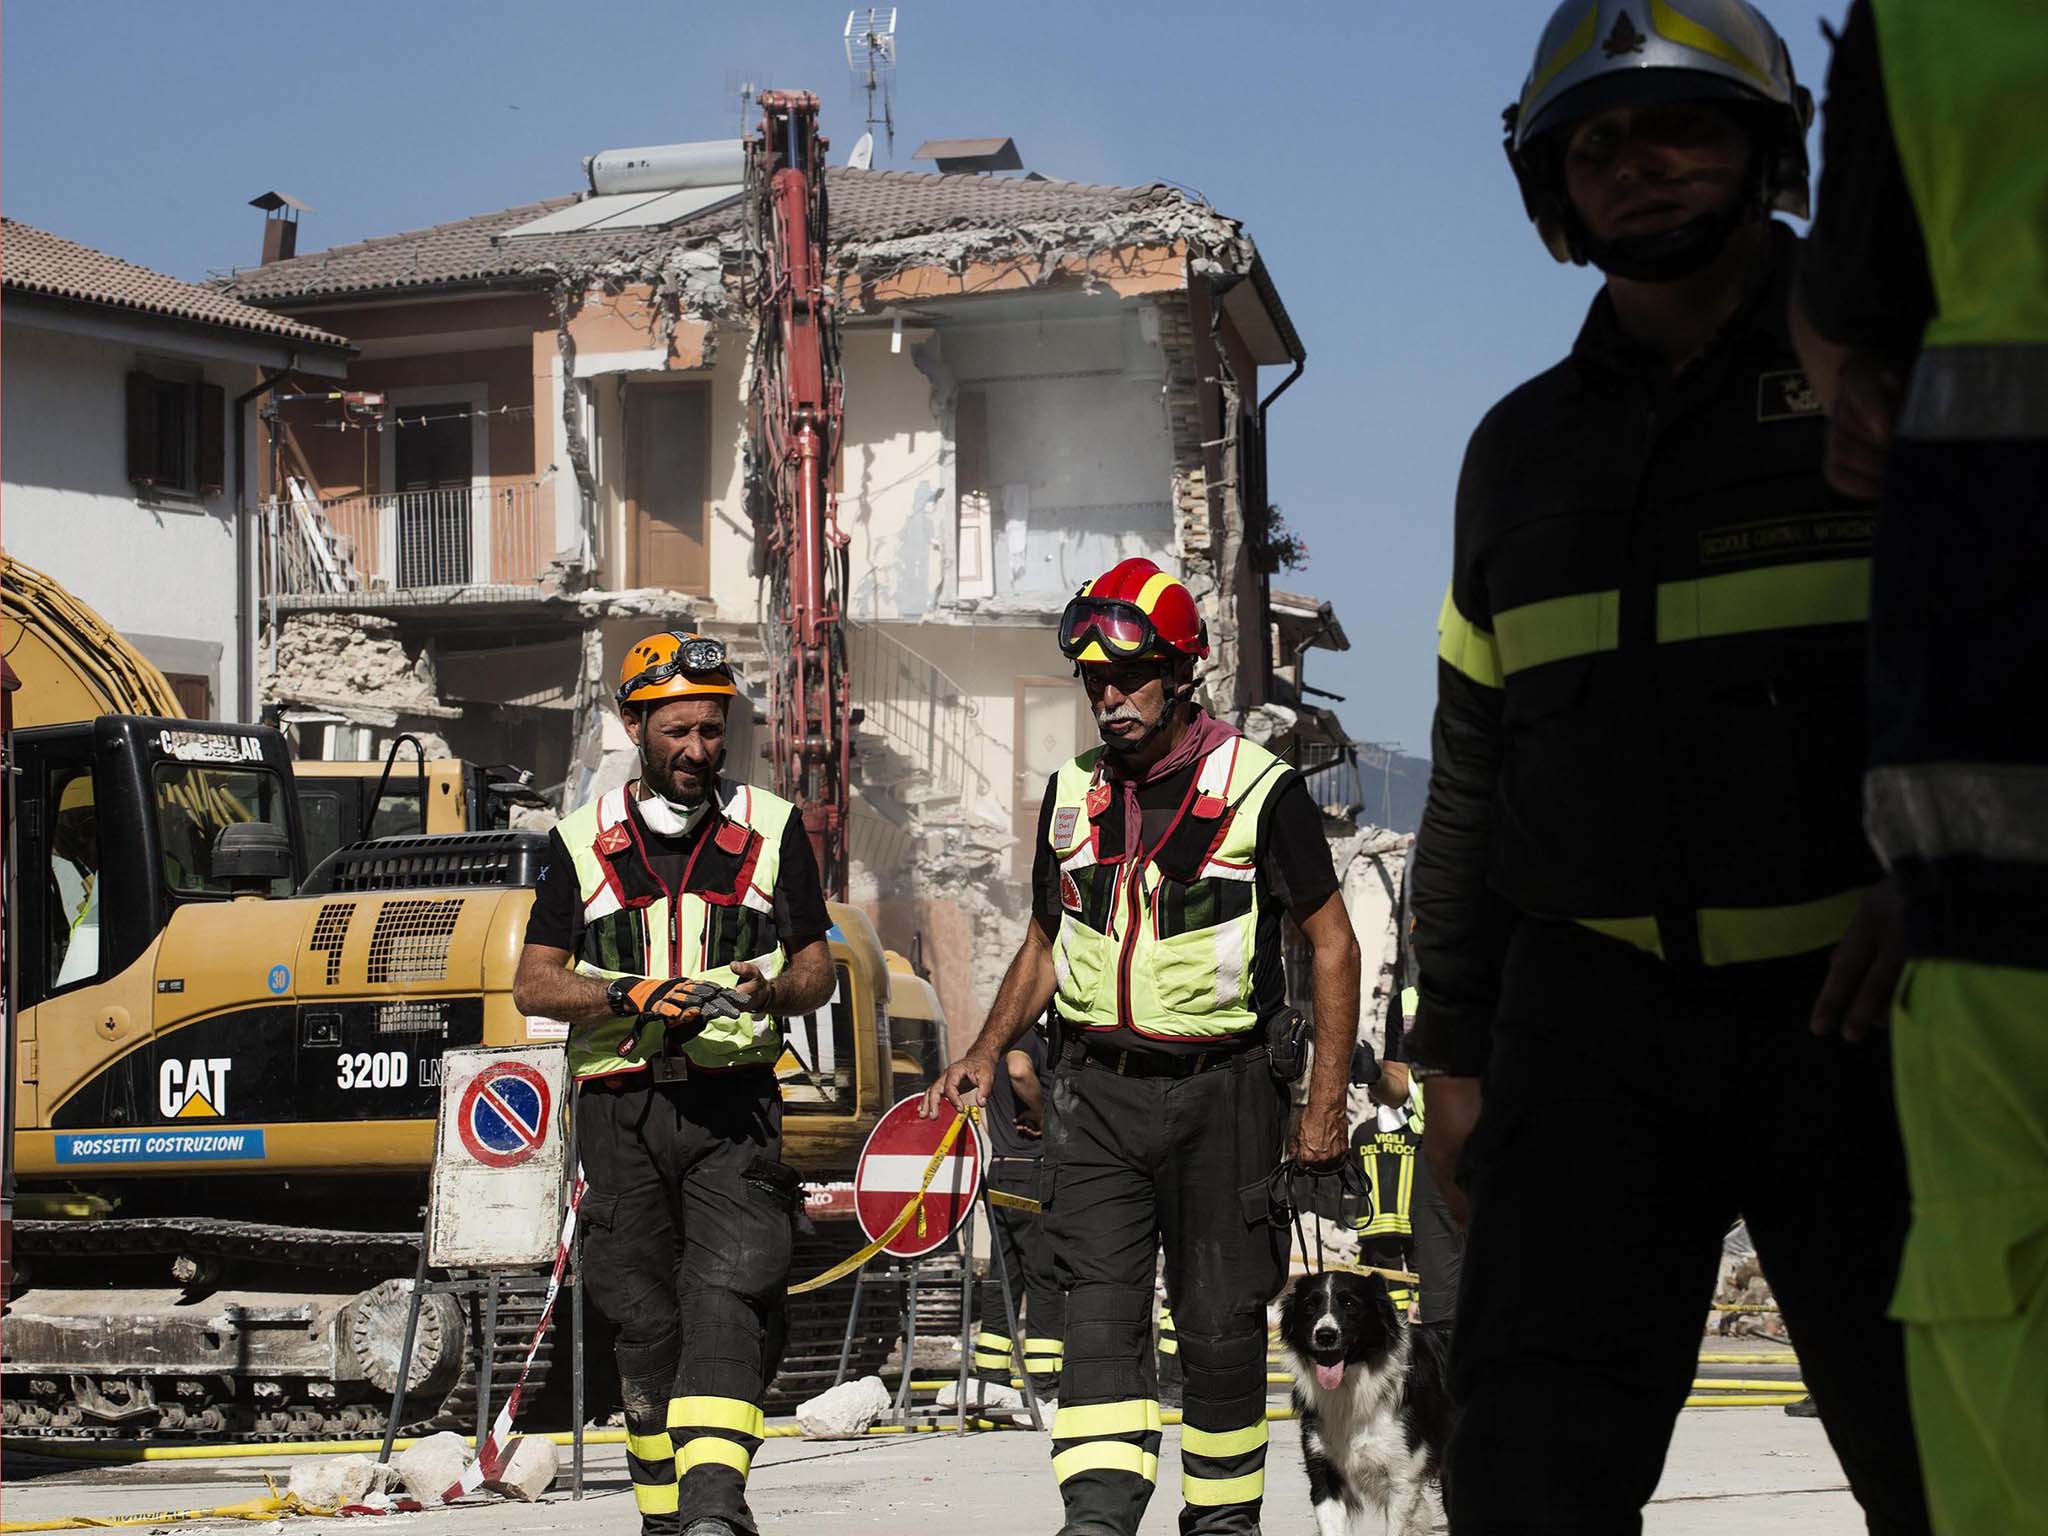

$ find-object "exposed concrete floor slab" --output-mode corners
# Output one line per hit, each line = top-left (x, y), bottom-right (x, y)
(1, 1408), (1862, 1534)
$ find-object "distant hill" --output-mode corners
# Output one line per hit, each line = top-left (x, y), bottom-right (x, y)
(1304, 742), (1430, 835)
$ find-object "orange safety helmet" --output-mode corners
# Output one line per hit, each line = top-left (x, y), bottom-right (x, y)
(1058, 558), (1209, 665)
(616, 631), (738, 710)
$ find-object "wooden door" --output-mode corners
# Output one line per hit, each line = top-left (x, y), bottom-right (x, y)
(628, 385), (710, 594)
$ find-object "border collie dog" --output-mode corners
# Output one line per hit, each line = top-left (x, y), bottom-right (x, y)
(1278, 1270), (1454, 1535)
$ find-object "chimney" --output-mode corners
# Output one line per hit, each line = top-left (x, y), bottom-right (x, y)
(248, 191), (311, 265)
(912, 138), (1024, 176)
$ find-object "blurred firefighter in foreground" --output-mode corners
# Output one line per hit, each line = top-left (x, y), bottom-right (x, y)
(927, 557), (1361, 1536)
(1407, 2), (1931, 1529)
(1794, 5), (2048, 1531)
(514, 632), (836, 1536)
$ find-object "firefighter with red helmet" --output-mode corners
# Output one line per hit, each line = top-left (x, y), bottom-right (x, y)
(514, 632), (836, 1536)
(926, 558), (1362, 1536)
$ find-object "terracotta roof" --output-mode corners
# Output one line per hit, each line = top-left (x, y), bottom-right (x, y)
(2, 219), (348, 347)
(221, 168), (1209, 305)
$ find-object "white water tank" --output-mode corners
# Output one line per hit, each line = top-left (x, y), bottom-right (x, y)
(586, 141), (746, 197)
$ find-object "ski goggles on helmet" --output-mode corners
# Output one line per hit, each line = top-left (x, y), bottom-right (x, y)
(1058, 597), (1171, 663)
(616, 634), (734, 707)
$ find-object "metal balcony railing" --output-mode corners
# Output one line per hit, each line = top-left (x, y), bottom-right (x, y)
(262, 481), (553, 599)
(844, 621), (1002, 819)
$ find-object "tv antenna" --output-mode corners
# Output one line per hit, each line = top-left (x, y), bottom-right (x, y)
(843, 8), (898, 160)
(724, 67), (767, 138)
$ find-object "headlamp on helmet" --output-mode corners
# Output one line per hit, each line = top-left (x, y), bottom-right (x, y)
(616, 632), (738, 710)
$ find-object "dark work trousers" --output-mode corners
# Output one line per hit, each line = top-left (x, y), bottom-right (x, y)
(1447, 922), (1930, 1535)
(1042, 1045), (1287, 1536)
(1410, 1150), (1465, 1330)
(975, 1155), (1065, 1393)
(577, 1069), (799, 1536)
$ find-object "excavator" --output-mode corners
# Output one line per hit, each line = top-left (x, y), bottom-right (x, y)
(0, 703), (905, 1436)
(0, 85), (932, 1436)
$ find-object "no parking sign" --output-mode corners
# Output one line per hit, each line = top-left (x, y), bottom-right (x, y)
(430, 1045), (569, 1268)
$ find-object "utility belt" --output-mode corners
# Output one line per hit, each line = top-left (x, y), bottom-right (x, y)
(1051, 1009), (1306, 1084)
(578, 1060), (778, 1093)
(1060, 1034), (1265, 1080)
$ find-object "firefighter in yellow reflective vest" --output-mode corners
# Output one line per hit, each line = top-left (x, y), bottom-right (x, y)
(925, 558), (1362, 1536)
(1794, 7), (2048, 1530)
(515, 631), (835, 1536)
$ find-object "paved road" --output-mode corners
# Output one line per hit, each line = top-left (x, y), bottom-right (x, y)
(2, 1406), (1861, 1534)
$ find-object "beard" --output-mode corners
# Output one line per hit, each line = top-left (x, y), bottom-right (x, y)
(643, 743), (724, 806)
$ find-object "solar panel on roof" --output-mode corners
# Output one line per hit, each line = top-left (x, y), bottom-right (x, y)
(587, 184), (743, 230)
(499, 192), (676, 239)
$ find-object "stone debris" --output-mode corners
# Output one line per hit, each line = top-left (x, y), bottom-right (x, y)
(797, 1374), (893, 1438)
(1709, 1253), (1790, 1340)
(483, 1434), (561, 1502)
(264, 613), (445, 716)
(285, 1452), (394, 1510)
(394, 1430), (471, 1504)
(935, 1378), (1039, 1428)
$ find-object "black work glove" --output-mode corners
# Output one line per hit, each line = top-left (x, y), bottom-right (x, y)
(1350, 1037), (1383, 1087)
(1287, 1148), (1372, 1228)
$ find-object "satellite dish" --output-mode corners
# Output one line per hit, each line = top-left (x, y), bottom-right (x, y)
(847, 132), (875, 170)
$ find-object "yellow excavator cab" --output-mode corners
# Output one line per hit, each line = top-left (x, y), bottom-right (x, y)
(883, 947), (951, 1087)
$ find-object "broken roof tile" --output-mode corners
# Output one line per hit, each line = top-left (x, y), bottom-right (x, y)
(219, 167), (1245, 306)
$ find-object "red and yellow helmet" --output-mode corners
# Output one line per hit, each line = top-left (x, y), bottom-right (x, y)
(1057, 558), (1209, 665)
(616, 631), (738, 710)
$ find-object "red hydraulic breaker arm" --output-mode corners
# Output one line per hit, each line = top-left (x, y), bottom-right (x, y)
(745, 91), (851, 900)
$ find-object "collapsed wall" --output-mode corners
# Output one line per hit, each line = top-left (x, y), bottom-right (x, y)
(260, 612), (454, 757)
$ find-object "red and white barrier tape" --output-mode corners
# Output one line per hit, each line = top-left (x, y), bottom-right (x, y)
(437, 1165), (588, 1504)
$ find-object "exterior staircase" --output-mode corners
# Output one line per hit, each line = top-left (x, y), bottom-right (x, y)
(698, 617), (1006, 880)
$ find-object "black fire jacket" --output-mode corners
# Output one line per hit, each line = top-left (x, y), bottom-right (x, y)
(1407, 226), (1881, 1077)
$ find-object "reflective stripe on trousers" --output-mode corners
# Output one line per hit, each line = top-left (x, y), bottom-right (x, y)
(668, 1394), (765, 1481)
(1051, 1397), (1163, 1487)
(974, 1329), (1015, 1374)
(624, 1412), (678, 1520)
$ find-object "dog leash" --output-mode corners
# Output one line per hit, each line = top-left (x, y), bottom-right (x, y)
(1272, 1159), (1422, 1288)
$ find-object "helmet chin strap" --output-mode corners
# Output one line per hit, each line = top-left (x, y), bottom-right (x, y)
(1578, 198), (1748, 283)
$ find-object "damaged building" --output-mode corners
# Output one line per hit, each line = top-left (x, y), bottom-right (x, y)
(224, 141), (1320, 1047)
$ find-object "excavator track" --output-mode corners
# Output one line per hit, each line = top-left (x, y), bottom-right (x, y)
(3, 1219), (553, 1442)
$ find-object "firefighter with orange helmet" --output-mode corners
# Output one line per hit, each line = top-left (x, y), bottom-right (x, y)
(514, 631), (835, 1536)
(926, 558), (1362, 1536)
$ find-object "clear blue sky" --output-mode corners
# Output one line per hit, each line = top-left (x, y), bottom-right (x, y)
(2, 0), (1848, 753)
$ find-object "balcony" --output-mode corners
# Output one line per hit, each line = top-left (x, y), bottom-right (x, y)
(262, 481), (556, 608)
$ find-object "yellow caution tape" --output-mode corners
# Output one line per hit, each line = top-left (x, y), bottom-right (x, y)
(1288, 1261), (1422, 1286)
(0, 1488), (332, 1532)
(1692, 1377), (1806, 1391)
(789, 1111), (971, 1296)
(1709, 1302), (1782, 1313)
(987, 1189), (1042, 1213)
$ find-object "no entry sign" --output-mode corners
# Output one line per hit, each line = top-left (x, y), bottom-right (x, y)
(854, 1095), (985, 1259)
(459, 1062), (552, 1169)
(430, 1046), (569, 1269)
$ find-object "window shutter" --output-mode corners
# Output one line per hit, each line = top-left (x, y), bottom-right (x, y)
(196, 383), (226, 495)
(126, 371), (159, 486)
